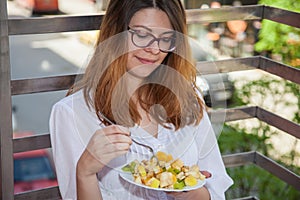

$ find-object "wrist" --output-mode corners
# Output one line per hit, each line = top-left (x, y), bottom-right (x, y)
(76, 164), (102, 200)
(76, 149), (104, 177)
(76, 170), (98, 183)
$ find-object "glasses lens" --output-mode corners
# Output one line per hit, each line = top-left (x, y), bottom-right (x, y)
(131, 29), (176, 52)
(132, 30), (154, 47)
(158, 37), (176, 52)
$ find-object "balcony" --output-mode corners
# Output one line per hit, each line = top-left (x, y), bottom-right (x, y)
(1, 2), (299, 199)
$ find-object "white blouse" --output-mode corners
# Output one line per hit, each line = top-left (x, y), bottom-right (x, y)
(49, 90), (233, 200)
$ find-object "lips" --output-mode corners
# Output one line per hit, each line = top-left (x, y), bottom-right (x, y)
(136, 56), (157, 64)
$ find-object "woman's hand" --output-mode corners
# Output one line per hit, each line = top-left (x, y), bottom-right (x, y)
(167, 186), (210, 200)
(76, 125), (132, 200)
(77, 125), (132, 176)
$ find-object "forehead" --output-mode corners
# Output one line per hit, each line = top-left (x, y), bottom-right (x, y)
(129, 8), (173, 31)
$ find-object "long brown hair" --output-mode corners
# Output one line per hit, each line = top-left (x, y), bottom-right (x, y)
(68, 0), (204, 129)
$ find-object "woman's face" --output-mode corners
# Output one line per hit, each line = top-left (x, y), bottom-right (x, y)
(127, 8), (174, 78)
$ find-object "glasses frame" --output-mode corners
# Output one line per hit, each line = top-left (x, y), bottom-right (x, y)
(128, 27), (176, 53)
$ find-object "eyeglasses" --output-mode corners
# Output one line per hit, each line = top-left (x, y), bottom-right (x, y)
(128, 26), (176, 53)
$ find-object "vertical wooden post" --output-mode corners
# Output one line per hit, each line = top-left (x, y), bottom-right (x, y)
(0, 0), (14, 199)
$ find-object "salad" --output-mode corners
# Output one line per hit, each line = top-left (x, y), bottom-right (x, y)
(122, 151), (206, 189)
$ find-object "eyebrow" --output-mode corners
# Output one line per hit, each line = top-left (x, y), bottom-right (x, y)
(131, 25), (153, 32)
(130, 25), (175, 36)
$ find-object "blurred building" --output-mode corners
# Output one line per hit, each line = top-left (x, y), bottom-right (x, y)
(186, 0), (261, 59)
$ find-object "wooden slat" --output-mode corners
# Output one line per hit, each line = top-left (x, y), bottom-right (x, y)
(256, 107), (300, 139)
(255, 152), (300, 191)
(186, 5), (262, 24)
(259, 57), (300, 85)
(11, 74), (83, 95)
(233, 196), (259, 200)
(208, 106), (257, 123)
(223, 106), (257, 122)
(264, 6), (300, 28)
(8, 14), (103, 35)
(14, 186), (61, 200)
(0, 0), (14, 199)
(197, 56), (300, 84)
(13, 134), (51, 153)
(196, 56), (259, 75)
(223, 151), (256, 168)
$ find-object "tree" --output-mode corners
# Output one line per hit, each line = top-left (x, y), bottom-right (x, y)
(255, 0), (300, 68)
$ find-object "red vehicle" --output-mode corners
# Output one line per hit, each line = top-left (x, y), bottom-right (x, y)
(16, 0), (59, 13)
(13, 132), (58, 194)
(14, 149), (58, 194)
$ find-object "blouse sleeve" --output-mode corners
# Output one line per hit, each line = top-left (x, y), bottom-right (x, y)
(196, 110), (234, 200)
(49, 101), (85, 200)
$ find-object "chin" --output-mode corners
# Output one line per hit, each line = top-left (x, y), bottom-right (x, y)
(128, 64), (160, 78)
(128, 69), (153, 78)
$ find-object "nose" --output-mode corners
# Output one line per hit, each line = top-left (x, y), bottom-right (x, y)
(145, 40), (160, 54)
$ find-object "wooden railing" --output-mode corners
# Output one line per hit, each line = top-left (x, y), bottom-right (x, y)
(1, 2), (299, 199)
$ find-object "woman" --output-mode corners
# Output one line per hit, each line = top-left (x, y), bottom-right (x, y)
(50, 0), (233, 199)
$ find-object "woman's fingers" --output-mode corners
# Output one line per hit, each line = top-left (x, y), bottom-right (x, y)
(86, 125), (132, 161)
(102, 125), (130, 136)
(102, 141), (131, 154)
(105, 133), (132, 144)
(200, 170), (212, 178)
(92, 125), (132, 151)
(78, 125), (133, 176)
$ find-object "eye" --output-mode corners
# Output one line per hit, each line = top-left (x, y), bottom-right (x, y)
(134, 30), (150, 38)
(161, 37), (174, 43)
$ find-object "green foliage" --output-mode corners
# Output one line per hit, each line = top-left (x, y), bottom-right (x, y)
(220, 124), (300, 199)
(255, 0), (300, 68)
(258, 0), (300, 12)
(234, 76), (300, 124)
(218, 1), (300, 198)
(219, 125), (268, 154)
(219, 75), (300, 199)
(224, 159), (300, 199)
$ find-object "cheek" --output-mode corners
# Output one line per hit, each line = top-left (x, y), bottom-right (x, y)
(126, 50), (139, 70)
(127, 53), (134, 70)
(128, 35), (139, 52)
(127, 41), (140, 70)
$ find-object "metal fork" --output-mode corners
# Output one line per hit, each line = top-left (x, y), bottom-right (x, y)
(99, 113), (156, 157)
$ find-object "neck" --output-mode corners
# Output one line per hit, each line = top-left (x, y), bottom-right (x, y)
(125, 71), (144, 97)
(137, 104), (159, 138)
(126, 71), (159, 138)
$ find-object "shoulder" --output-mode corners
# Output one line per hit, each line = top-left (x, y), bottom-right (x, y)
(50, 90), (95, 125)
(50, 89), (99, 129)
(52, 90), (88, 112)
